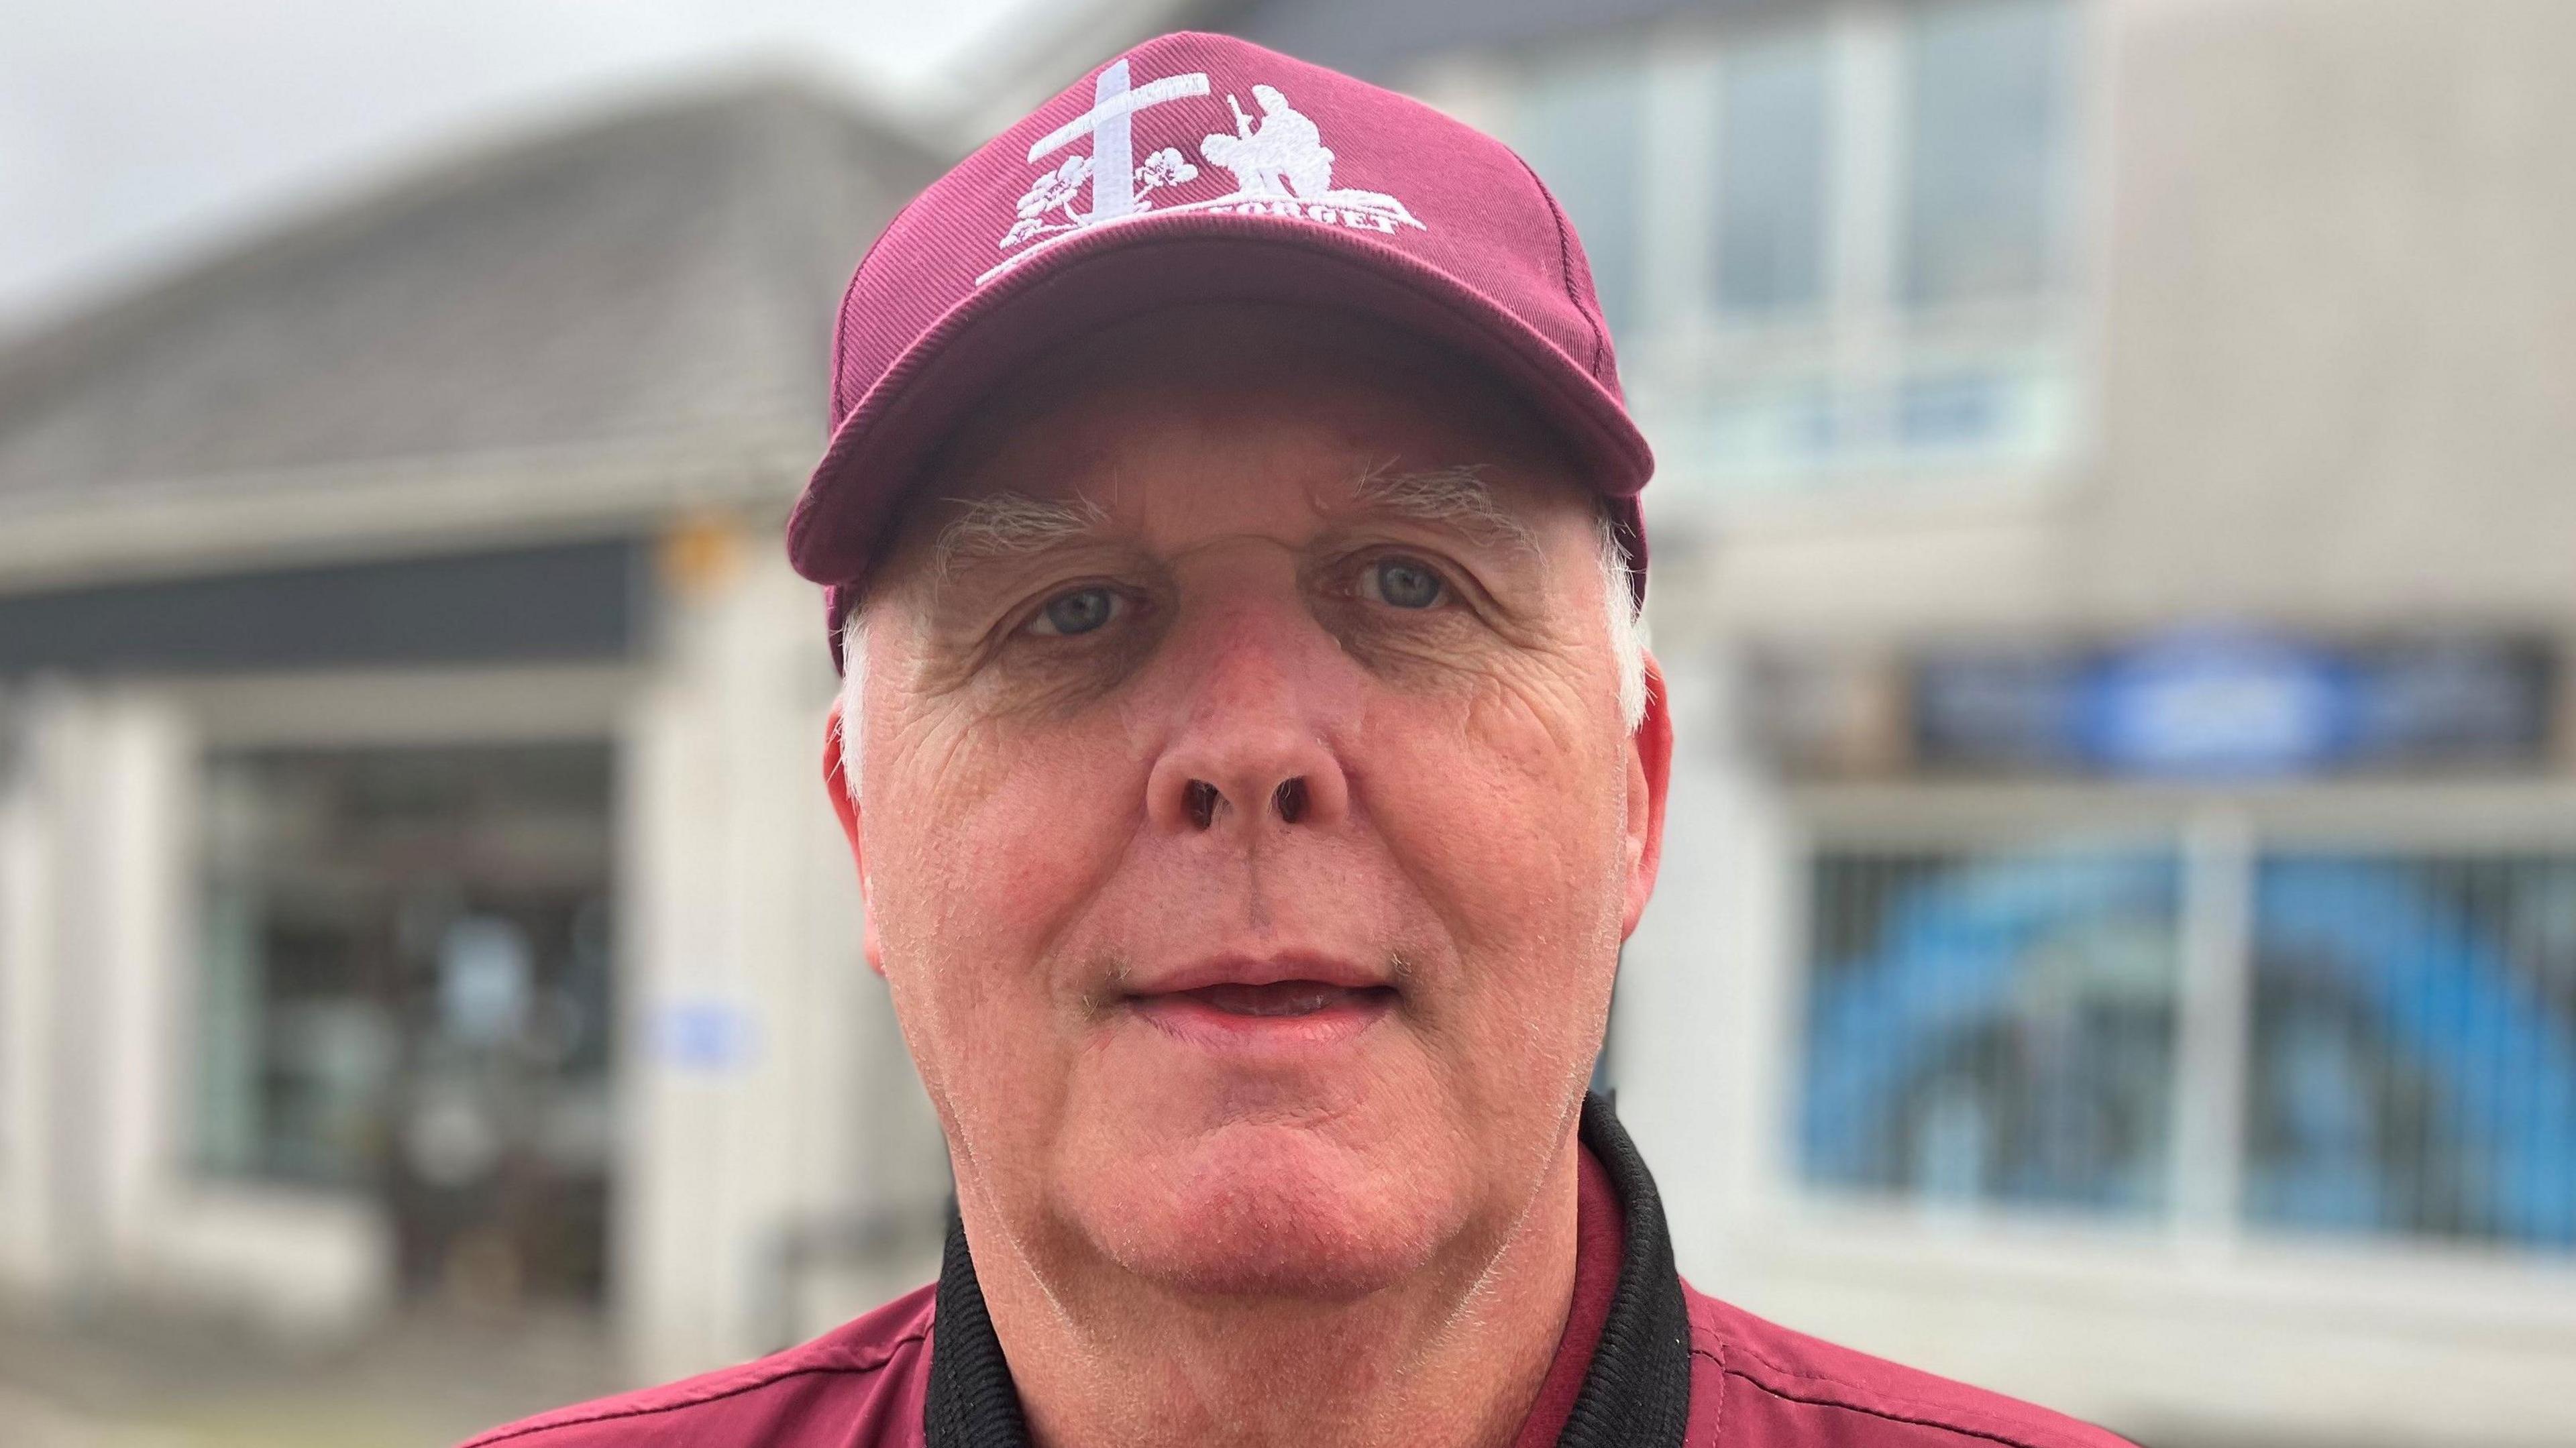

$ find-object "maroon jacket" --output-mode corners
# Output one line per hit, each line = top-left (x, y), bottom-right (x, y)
(464, 1101), (2132, 1447)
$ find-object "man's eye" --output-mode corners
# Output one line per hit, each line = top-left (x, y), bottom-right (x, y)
(1362, 557), (1446, 610)
(1025, 586), (1122, 636)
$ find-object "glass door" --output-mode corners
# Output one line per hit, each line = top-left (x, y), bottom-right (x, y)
(198, 742), (616, 1312)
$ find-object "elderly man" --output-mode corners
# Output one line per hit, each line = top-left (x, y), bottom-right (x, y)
(466, 32), (2129, 1448)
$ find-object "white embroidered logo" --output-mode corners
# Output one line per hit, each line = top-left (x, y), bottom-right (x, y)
(979, 60), (1426, 285)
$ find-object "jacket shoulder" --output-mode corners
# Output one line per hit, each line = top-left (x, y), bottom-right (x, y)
(1684, 1283), (2133, 1447)
(458, 1284), (937, 1447)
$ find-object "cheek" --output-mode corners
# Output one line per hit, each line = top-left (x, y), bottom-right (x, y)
(863, 708), (1142, 1102)
(1351, 678), (1625, 1125)
(1356, 662), (1629, 972)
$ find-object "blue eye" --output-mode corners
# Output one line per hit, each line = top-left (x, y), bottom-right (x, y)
(1030, 586), (1120, 636)
(1368, 557), (1446, 610)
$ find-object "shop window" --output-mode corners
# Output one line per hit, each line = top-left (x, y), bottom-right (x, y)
(1801, 846), (2180, 1214)
(1798, 830), (2576, 1254)
(2247, 854), (2576, 1249)
(1501, 0), (2082, 492)
(1714, 32), (1831, 318)
(1901, 0), (2073, 307)
(197, 742), (616, 1305)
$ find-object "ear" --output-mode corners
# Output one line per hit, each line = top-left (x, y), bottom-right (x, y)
(1620, 652), (1674, 940)
(822, 700), (889, 977)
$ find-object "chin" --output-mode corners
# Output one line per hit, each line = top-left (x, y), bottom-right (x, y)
(1063, 1111), (1460, 1300)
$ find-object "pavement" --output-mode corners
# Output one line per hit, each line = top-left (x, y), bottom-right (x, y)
(0, 1300), (625, 1448)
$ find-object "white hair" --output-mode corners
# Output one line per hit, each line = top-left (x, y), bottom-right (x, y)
(1594, 510), (1648, 733)
(835, 501), (1646, 806)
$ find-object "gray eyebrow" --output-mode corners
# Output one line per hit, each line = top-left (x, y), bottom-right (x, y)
(930, 492), (1114, 584)
(1351, 461), (1537, 555)
(927, 462), (1534, 587)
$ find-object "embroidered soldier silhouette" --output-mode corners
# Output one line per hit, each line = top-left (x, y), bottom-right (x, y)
(1197, 85), (1423, 232)
(1203, 85), (1336, 198)
(984, 72), (1423, 283)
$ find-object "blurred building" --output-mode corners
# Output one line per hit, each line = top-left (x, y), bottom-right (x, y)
(3, 1), (2574, 1445)
(0, 80), (955, 1382)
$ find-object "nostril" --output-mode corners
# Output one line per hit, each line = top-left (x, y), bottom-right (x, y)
(1273, 777), (1308, 825)
(1185, 779), (1220, 830)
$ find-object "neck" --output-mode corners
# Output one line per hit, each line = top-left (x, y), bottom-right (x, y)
(961, 1134), (1585, 1448)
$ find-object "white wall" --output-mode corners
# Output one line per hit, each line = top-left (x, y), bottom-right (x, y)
(2083, 0), (2576, 631)
(622, 522), (947, 1382)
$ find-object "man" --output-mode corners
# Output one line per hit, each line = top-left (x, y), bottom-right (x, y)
(465, 32), (2132, 1448)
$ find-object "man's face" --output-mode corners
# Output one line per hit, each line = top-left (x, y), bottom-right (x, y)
(845, 305), (1666, 1300)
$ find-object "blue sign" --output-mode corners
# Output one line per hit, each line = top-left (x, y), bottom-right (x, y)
(2078, 631), (2356, 777)
(657, 998), (760, 1073)
(1909, 631), (2549, 781)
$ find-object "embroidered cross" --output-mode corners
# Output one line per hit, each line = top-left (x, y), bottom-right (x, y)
(1025, 60), (1211, 222)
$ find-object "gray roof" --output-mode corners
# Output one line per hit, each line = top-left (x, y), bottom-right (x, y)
(0, 78), (941, 557)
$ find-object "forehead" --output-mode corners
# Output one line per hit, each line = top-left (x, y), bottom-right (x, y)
(906, 302), (1589, 534)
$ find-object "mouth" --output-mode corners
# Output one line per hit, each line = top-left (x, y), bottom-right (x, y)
(1150, 981), (1398, 1017)
(1120, 958), (1399, 1049)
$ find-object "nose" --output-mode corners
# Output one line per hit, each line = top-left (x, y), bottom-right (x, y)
(1144, 627), (1352, 838)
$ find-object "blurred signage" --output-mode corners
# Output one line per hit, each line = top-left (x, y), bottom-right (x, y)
(1908, 632), (2555, 779)
(2079, 632), (2350, 777)
(657, 997), (760, 1073)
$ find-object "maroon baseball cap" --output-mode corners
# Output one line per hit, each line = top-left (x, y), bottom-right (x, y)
(788, 31), (1654, 665)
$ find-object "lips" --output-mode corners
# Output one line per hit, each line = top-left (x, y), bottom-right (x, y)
(1120, 955), (1398, 1048)
(1169, 981), (1395, 1017)
(1124, 952), (1388, 997)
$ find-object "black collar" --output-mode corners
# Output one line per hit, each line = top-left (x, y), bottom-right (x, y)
(924, 1093), (1693, 1447)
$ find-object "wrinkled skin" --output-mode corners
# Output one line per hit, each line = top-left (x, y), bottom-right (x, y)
(830, 302), (1670, 1447)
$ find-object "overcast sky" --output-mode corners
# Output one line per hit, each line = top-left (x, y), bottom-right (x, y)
(0, 0), (1058, 333)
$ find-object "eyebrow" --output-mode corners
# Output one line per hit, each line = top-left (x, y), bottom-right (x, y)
(927, 461), (1536, 587)
(1350, 461), (1536, 555)
(931, 492), (1114, 583)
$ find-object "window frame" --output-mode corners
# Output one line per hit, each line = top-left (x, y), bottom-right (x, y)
(1467, 0), (2101, 511)
(1780, 778), (2576, 1285)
